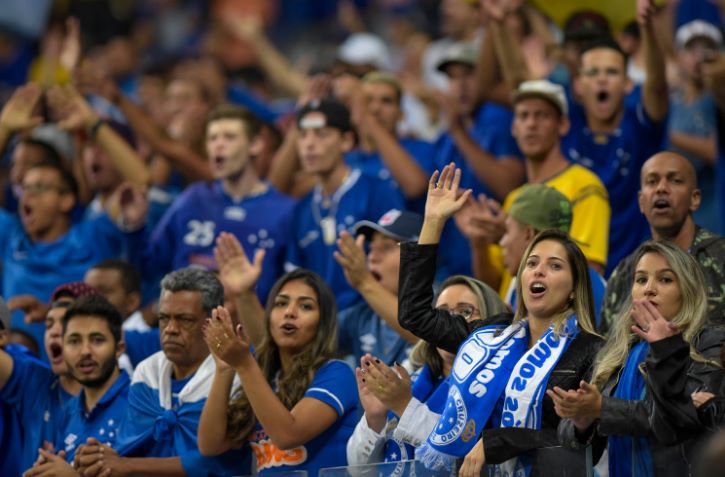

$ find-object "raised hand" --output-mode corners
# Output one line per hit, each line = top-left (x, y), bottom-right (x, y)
(454, 193), (506, 245)
(424, 163), (472, 224)
(333, 231), (370, 290)
(203, 306), (252, 368)
(355, 366), (388, 433)
(59, 17), (81, 73)
(637, 0), (658, 25)
(46, 84), (98, 132)
(225, 14), (264, 41)
(359, 354), (412, 417)
(214, 232), (265, 297)
(459, 438), (486, 477)
(298, 74), (332, 107)
(8, 295), (49, 324)
(112, 183), (148, 230)
(631, 299), (679, 343)
(0, 83), (44, 134)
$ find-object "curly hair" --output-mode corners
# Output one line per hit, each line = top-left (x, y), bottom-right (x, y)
(225, 269), (337, 445)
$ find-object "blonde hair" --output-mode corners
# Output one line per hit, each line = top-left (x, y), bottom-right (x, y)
(512, 229), (598, 336)
(591, 241), (712, 388)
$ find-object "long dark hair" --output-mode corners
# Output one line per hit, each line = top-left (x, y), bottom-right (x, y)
(226, 269), (337, 444)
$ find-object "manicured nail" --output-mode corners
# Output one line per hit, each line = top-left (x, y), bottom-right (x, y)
(374, 358), (381, 364)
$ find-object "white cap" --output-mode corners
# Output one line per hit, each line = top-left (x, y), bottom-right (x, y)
(675, 20), (723, 49)
(337, 33), (391, 71)
(513, 80), (568, 117)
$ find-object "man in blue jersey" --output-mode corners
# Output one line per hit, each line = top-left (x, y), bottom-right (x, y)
(74, 269), (250, 477)
(23, 296), (131, 476)
(287, 98), (405, 310)
(563, 2), (669, 276)
(0, 297), (23, 477)
(498, 184), (607, 329)
(145, 104), (295, 303)
(334, 209), (423, 364)
(2, 159), (147, 360)
(0, 282), (100, 473)
(343, 72), (435, 212)
(434, 43), (525, 279)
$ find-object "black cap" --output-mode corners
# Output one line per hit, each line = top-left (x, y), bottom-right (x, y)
(296, 98), (353, 133)
(353, 209), (423, 242)
(564, 10), (611, 43)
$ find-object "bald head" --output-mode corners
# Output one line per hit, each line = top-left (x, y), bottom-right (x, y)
(640, 152), (697, 189)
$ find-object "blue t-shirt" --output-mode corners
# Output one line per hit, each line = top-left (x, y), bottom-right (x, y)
(285, 169), (404, 310)
(248, 360), (359, 476)
(0, 210), (142, 361)
(124, 328), (161, 369)
(57, 371), (130, 462)
(434, 102), (523, 281)
(145, 181), (296, 303)
(562, 98), (665, 276)
(345, 137), (437, 213)
(0, 344), (75, 472)
(0, 397), (22, 476)
(337, 301), (411, 365)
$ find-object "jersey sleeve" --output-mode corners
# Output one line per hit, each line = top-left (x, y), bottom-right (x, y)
(304, 360), (358, 417)
(0, 348), (55, 421)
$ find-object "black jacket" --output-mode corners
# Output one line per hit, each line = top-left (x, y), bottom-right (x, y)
(558, 329), (725, 477)
(398, 242), (604, 469)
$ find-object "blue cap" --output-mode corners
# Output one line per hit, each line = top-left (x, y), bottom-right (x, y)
(353, 209), (423, 242)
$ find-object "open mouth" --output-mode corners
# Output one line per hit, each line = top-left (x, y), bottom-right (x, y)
(529, 282), (547, 297)
(213, 156), (225, 168)
(77, 360), (98, 373)
(653, 199), (671, 212)
(596, 91), (609, 103)
(49, 342), (63, 364)
(91, 163), (103, 174)
(370, 271), (382, 282)
(281, 323), (298, 334)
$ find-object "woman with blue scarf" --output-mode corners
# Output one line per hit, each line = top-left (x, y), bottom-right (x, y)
(553, 241), (723, 477)
(346, 274), (510, 466)
(398, 164), (603, 475)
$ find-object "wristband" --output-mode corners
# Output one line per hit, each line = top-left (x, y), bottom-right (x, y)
(88, 119), (105, 139)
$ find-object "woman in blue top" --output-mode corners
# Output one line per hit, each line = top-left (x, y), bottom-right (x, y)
(197, 269), (359, 476)
(346, 274), (510, 466)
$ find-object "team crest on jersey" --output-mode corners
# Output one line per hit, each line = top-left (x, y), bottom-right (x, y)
(250, 437), (308, 470)
(429, 384), (468, 446)
(223, 207), (246, 221)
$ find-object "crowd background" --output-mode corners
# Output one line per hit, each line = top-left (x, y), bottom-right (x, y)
(0, 0), (725, 476)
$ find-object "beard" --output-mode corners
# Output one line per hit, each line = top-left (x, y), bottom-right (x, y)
(72, 356), (118, 389)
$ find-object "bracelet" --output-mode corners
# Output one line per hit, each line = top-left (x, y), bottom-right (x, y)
(88, 119), (105, 139)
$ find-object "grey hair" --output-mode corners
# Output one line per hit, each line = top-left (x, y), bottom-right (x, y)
(160, 268), (224, 314)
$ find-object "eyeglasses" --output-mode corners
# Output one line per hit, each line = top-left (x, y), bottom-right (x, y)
(436, 304), (480, 320)
(19, 183), (67, 197)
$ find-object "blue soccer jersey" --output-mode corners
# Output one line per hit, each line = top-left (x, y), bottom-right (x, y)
(434, 103), (523, 281)
(338, 301), (411, 365)
(285, 169), (404, 310)
(57, 371), (130, 462)
(0, 345), (75, 472)
(345, 138), (437, 213)
(248, 360), (359, 476)
(0, 210), (144, 361)
(563, 97), (665, 276)
(145, 181), (296, 302)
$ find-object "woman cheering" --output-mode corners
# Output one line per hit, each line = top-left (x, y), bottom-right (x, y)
(197, 269), (359, 476)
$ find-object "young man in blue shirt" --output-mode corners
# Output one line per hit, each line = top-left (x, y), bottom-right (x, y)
(145, 104), (295, 303)
(334, 209), (423, 364)
(23, 296), (131, 476)
(74, 269), (250, 477)
(0, 297), (23, 477)
(0, 282), (99, 473)
(2, 159), (147, 360)
(287, 98), (404, 309)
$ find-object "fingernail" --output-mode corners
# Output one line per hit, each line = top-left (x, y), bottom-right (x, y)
(374, 358), (381, 364)
(361, 378), (366, 383)
(364, 361), (371, 367)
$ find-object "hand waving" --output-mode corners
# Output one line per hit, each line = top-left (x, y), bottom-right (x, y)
(424, 163), (472, 224)
(214, 232), (265, 297)
(203, 306), (252, 369)
(0, 84), (44, 133)
(333, 231), (371, 290)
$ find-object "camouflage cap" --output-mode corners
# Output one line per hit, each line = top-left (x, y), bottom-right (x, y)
(508, 184), (572, 233)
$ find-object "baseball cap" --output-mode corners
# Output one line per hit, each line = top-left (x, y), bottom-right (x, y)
(51, 282), (100, 304)
(296, 98), (353, 133)
(353, 209), (423, 242)
(508, 184), (572, 233)
(337, 33), (392, 71)
(0, 297), (9, 330)
(513, 80), (568, 117)
(675, 20), (723, 49)
(563, 11), (611, 43)
(436, 43), (477, 73)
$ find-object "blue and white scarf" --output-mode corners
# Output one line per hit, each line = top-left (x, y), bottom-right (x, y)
(418, 316), (579, 474)
(609, 340), (653, 477)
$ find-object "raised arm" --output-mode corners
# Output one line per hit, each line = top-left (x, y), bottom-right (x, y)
(214, 232), (266, 347)
(639, 0), (669, 122)
(0, 83), (44, 155)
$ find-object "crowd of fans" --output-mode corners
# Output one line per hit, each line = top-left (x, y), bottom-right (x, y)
(0, 0), (725, 476)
